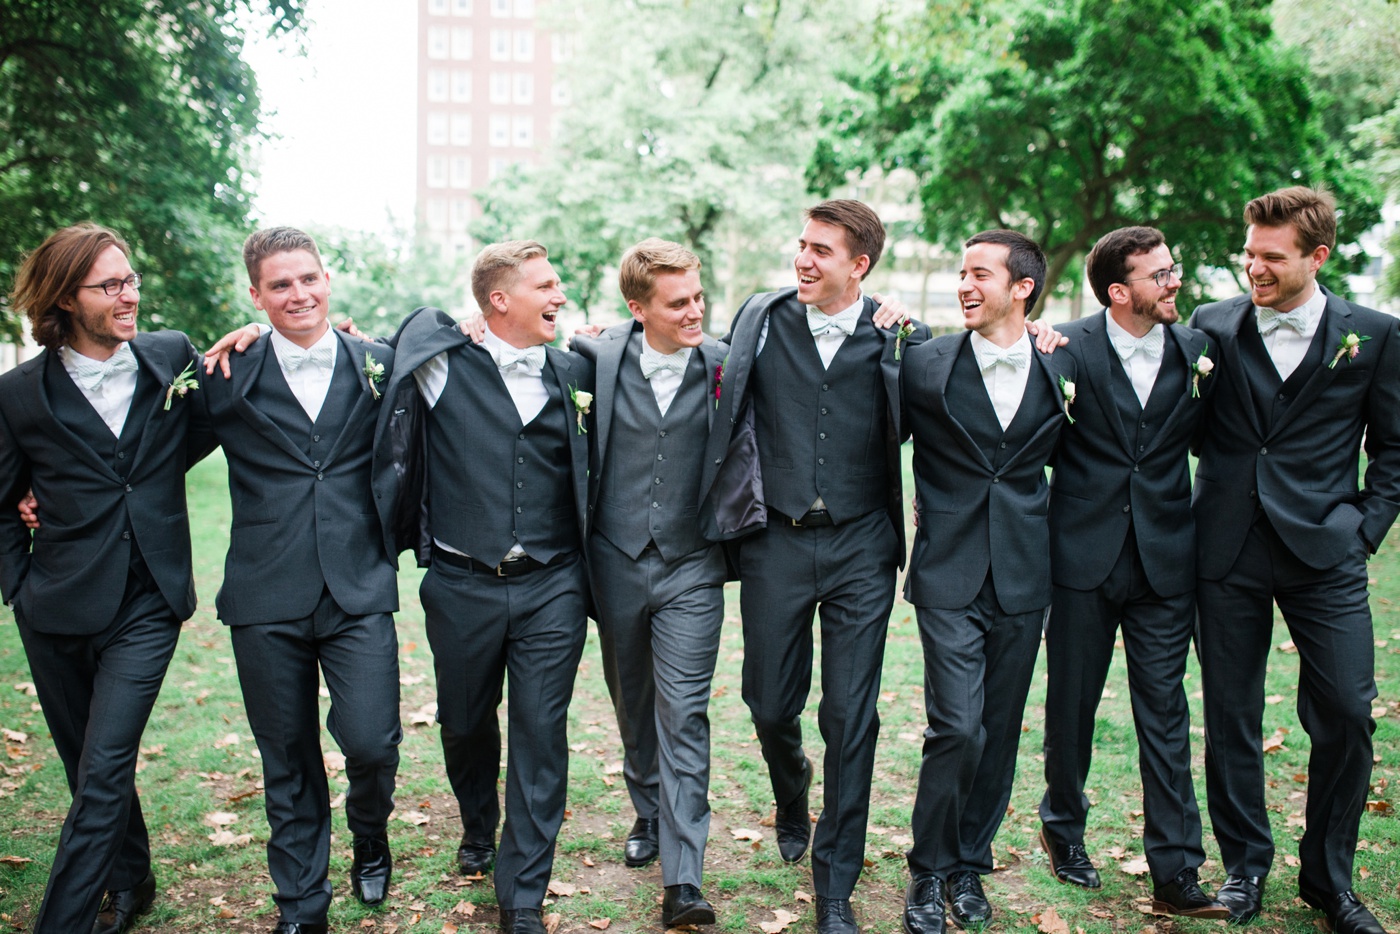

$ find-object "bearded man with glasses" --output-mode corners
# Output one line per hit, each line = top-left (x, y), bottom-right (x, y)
(0, 223), (215, 933)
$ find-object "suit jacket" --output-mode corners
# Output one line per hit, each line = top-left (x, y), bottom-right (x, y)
(0, 331), (215, 634)
(902, 331), (1076, 614)
(377, 305), (592, 567)
(199, 330), (400, 625)
(1048, 313), (1215, 596)
(698, 287), (931, 564)
(1190, 287), (1400, 577)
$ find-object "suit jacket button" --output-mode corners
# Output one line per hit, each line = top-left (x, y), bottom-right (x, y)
(125, 484), (133, 493)
(1122, 504), (1131, 512)
(992, 477), (1000, 483)
(317, 472), (324, 480)
(122, 531), (131, 540)
(1260, 447), (1268, 455)
(1133, 465), (1140, 472)
(714, 458), (722, 465)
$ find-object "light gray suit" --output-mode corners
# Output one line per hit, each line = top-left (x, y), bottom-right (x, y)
(573, 322), (728, 886)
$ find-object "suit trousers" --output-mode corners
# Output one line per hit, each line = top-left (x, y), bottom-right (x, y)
(421, 551), (587, 909)
(1197, 517), (1376, 894)
(228, 590), (401, 923)
(591, 534), (726, 886)
(18, 569), (177, 934)
(908, 574), (1044, 879)
(736, 508), (898, 898)
(1040, 536), (1205, 885)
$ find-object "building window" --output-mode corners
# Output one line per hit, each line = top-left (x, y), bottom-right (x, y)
(451, 27), (472, 59)
(427, 112), (449, 145)
(491, 0), (511, 15)
(490, 29), (510, 60)
(452, 199), (471, 231)
(426, 156), (448, 189)
(512, 73), (534, 104)
(550, 79), (570, 106)
(452, 0), (471, 13)
(512, 115), (533, 147)
(427, 26), (449, 59)
(450, 113), (472, 146)
(489, 157), (512, 180)
(450, 156), (471, 189)
(515, 0), (535, 16)
(428, 0), (448, 15)
(489, 114), (509, 147)
(551, 32), (573, 62)
(490, 71), (510, 104)
(427, 197), (448, 230)
(451, 70), (472, 102)
(427, 69), (449, 102)
(513, 30), (534, 61)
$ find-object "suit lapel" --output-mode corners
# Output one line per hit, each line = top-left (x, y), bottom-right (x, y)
(999, 347), (1071, 468)
(724, 291), (782, 415)
(1080, 314), (1133, 459)
(546, 346), (590, 535)
(698, 337), (725, 432)
(1267, 290), (1351, 440)
(930, 334), (995, 471)
(318, 331), (379, 467)
(126, 336), (179, 470)
(595, 323), (634, 468)
(1142, 325), (1207, 458)
(230, 336), (316, 467)
(872, 296), (905, 436)
(1217, 296), (1265, 439)
(31, 354), (120, 480)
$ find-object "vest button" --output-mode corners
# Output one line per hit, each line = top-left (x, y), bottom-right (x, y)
(999, 442), (1006, 449)
(651, 502), (659, 508)
(518, 433), (525, 440)
(714, 458), (722, 465)
(657, 454), (664, 461)
(517, 456), (525, 464)
(659, 430), (667, 437)
(821, 408), (828, 415)
(117, 451), (127, 459)
(517, 481), (524, 488)
(1122, 504), (1131, 512)
(819, 432), (827, 440)
(313, 434), (321, 442)
(1278, 393), (1286, 401)
(122, 531), (131, 540)
(1140, 422), (1147, 429)
(821, 383), (829, 391)
(993, 477), (999, 483)
(313, 460), (321, 468)
(317, 472), (324, 480)
(654, 478), (662, 485)
(818, 458), (825, 466)
(516, 506), (523, 514)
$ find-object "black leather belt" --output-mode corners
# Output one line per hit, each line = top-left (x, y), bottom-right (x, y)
(781, 508), (835, 528)
(431, 545), (547, 577)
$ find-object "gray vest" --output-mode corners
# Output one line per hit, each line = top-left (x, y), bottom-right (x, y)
(752, 303), (888, 522)
(426, 345), (578, 565)
(593, 333), (710, 561)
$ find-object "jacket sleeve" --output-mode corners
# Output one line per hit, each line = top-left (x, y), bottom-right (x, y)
(0, 402), (33, 606)
(1360, 315), (1400, 551)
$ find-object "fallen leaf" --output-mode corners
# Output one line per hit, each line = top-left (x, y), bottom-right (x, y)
(1365, 800), (1392, 814)
(207, 829), (253, 846)
(1262, 728), (1289, 753)
(13, 683), (36, 696)
(324, 751), (347, 775)
(1, 729), (25, 743)
(588, 920), (611, 930)
(794, 890), (814, 903)
(547, 880), (576, 897)
(1265, 695), (1284, 705)
(759, 909), (799, 934)
(1284, 855), (1301, 867)
(408, 703), (438, 727)
(0, 855), (33, 867)
(1373, 706), (1388, 718)
(731, 828), (764, 841)
(582, 856), (595, 867)
(441, 925), (458, 934)
(1037, 906), (1070, 934)
(1119, 857), (1151, 876)
(214, 733), (241, 749)
(543, 913), (561, 934)
(1277, 639), (1297, 654)
(396, 810), (430, 826)
(204, 811), (239, 827)
(1359, 867), (1371, 880)
(451, 901), (476, 917)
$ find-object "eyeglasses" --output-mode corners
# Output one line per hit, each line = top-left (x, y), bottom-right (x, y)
(77, 273), (142, 296)
(1125, 263), (1183, 288)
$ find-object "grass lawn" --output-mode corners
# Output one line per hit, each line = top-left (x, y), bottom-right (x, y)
(0, 448), (1396, 932)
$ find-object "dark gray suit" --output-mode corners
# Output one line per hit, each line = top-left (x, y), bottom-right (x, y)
(573, 322), (728, 887)
(1038, 313), (1214, 886)
(1191, 289), (1400, 894)
(902, 332), (1074, 879)
(198, 330), (402, 923)
(699, 288), (929, 899)
(382, 306), (592, 910)
(0, 332), (213, 932)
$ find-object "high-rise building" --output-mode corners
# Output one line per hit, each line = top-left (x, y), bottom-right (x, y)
(415, 0), (570, 261)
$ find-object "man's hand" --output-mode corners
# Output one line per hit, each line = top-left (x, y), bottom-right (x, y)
(911, 494), (920, 529)
(870, 292), (911, 330)
(567, 324), (602, 349)
(458, 314), (487, 344)
(18, 491), (39, 530)
(1026, 318), (1069, 354)
(336, 318), (364, 339)
(203, 324), (265, 378)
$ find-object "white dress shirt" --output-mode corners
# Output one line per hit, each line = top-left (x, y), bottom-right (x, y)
(1105, 313), (1165, 408)
(270, 326), (337, 421)
(639, 338), (692, 417)
(414, 326), (548, 425)
(755, 294), (864, 367)
(61, 344), (139, 437)
(970, 331), (1033, 431)
(1257, 284), (1325, 381)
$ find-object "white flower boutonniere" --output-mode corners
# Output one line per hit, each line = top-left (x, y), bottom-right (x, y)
(570, 385), (593, 434)
(1191, 345), (1213, 398)
(1058, 375), (1076, 425)
(164, 361), (199, 411)
(1329, 330), (1371, 369)
(363, 352), (385, 400)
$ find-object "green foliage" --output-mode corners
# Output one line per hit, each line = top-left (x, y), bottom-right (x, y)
(310, 224), (465, 329)
(0, 0), (304, 347)
(471, 0), (862, 327)
(810, 0), (1382, 314)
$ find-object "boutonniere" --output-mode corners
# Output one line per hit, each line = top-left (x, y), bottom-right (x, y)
(1329, 330), (1371, 369)
(164, 361), (199, 411)
(569, 384), (593, 434)
(1058, 375), (1076, 424)
(363, 352), (385, 399)
(1191, 345), (1214, 398)
(894, 317), (915, 361)
(713, 355), (727, 409)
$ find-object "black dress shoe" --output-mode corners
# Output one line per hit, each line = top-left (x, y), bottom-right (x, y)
(92, 871), (157, 934)
(1216, 874), (1265, 924)
(351, 832), (392, 906)
(1299, 886), (1388, 934)
(947, 870), (992, 927)
(1152, 867), (1230, 919)
(775, 757), (813, 863)
(272, 923), (329, 934)
(662, 883), (717, 926)
(624, 816), (659, 867)
(1038, 826), (1102, 889)
(815, 896), (858, 934)
(499, 908), (547, 934)
(903, 874), (948, 934)
(458, 833), (496, 876)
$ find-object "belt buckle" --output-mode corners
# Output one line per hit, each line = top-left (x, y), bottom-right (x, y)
(495, 562), (508, 577)
(791, 515), (804, 527)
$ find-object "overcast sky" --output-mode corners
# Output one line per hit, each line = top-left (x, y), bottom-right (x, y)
(243, 0), (419, 234)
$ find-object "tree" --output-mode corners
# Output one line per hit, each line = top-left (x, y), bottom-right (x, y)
(809, 0), (1381, 315)
(471, 0), (862, 329)
(0, 0), (304, 347)
(311, 223), (466, 329)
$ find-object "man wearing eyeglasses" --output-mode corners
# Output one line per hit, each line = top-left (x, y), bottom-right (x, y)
(0, 224), (214, 933)
(1037, 227), (1227, 919)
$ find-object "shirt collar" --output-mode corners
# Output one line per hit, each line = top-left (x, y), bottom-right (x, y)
(805, 294), (865, 320)
(270, 324), (337, 367)
(969, 329), (1032, 359)
(1104, 311), (1164, 346)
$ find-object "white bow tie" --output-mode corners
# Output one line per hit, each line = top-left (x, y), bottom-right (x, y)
(70, 344), (138, 391)
(279, 343), (334, 373)
(640, 345), (690, 379)
(1258, 306), (1312, 336)
(975, 342), (1030, 373)
(1111, 328), (1164, 361)
(494, 344), (546, 374)
(807, 306), (860, 338)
